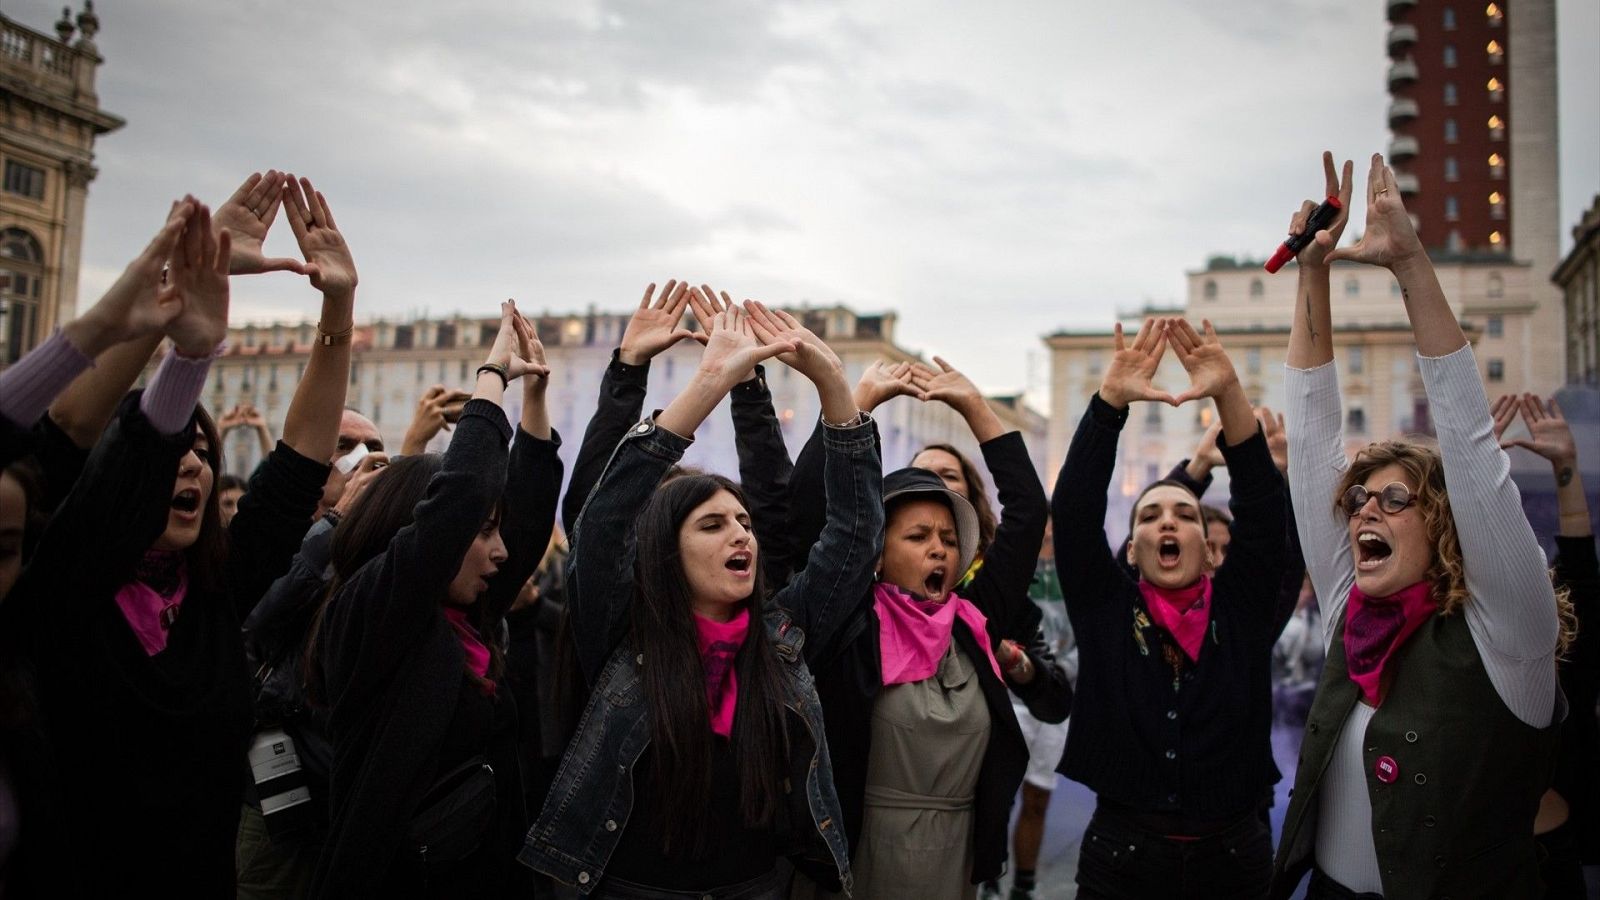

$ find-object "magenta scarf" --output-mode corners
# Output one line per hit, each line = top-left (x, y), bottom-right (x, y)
(114, 551), (188, 656)
(694, 608), (750, 738)
(1344, 580), (1435, 705)
(1139, 576), (1213, 663)
(873, 581), (1002, 686)
(442, 606), (494, 694)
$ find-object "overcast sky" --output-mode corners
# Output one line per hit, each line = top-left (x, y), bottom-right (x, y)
(43, 0), (1600, 401)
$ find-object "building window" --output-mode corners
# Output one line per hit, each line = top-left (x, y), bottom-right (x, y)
(1347, 408), (1367, 433)
(1445, 196), (1460, 221)
(1, 228), (45, 365)
(1445, 157), (1460, 181)
(1489, 230), (1504, 248)
(1487, 314), (1503, 337)
(1447, 229), (1465, 252)
(1249, 278), (1264, 298)
(1144, 403), (1163, 431)
(1345, 277), (1360, 297)
(415, 361), (425, 384)
(1488, 115), (1505, 140)
(1443, 7), (1456, 29)
(1203, 279), (1217, 300)
(1444, 119), (1459, 143)
(1486, 40), (1503, 64)
(1486, 2), (1503, 25)
(1486, 76), (1503, 101)
(1246, 347), (1261, 374)
(1444, 82), (1458, 106)
(2, 161), (46, 200)
(268, 364), (279, 391)
(459, 359), (469, 381)
(1487, 358), (1505, 381)
(1087, 352), (1103, 376)
(1488, 152), (1505, 177)
(1349, 346), (1366, 374)
(1444, 45), (1457, 68)
(1489, 190), (1506, 219)
(1487, 272), (1504, 297)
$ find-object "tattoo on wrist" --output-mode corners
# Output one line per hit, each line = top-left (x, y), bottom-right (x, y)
(1558, 466), (1574, 488)
(1305, 292), (1318, 344)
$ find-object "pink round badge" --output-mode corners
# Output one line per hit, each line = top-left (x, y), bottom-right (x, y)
(1374, 755), (1399, 784)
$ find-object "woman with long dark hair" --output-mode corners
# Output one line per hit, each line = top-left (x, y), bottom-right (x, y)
(520, 302), (881, 898)
(2, 179), (360, 896)
(1271, 153), (1568, 899)
(309, 301), (562, 897)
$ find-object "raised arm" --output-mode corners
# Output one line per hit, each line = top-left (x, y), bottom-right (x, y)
(1283, 152), (1358, 641)
(560, 281), (697, 534)
(275, 176), (356, 463)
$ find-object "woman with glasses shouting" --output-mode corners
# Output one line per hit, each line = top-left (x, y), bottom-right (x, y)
(1271, 153), (1572, 900)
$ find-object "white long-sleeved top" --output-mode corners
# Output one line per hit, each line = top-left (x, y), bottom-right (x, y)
(1284, 344), (1559, 891)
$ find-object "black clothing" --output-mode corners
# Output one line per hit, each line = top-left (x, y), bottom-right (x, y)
(1074, 801), (1273, 900)
(1551, 534), (1600, 869)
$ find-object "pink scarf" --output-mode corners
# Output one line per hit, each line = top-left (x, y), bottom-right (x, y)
(1344, 580), (1435, 705)
(873, 582), (1003, 686)
(694, 608), (750, 738)
(1139, 576), (1213, 663)
(443, 606), (494, 694)
(114, 551), (189, 656)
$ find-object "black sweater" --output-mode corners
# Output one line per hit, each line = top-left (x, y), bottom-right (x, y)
(1053, 394), (1286, 825)
(1552, 534), (1600, 862)
(313, 401), (562, 897)
(3, 392), (328, 895)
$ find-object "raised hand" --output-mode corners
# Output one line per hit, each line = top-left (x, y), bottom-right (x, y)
(620, 281), (700, 365)
(695, 306), (794, 392)
(484, 300), (548, 383)
(854, 360), (919, 413)
(217, 404), (249, 432)
(242, 404), (269, 431)
(1258, 405), (1288, 473)
(164, 198), (233, 357)
(741, 299), (843, 384)
(283, 175), (357, 300)
(1499, 394), (1578, 468)
(515, 308), (551, 391)
(1166, 319), (1240, 406)
(1291, 152), (1354, 270)
(70, 201), (194, 355)
(402, 385), (469, 454)
(213, 171), (307, 276)
(1320, 153), (1425, 271)
(911, 356), (985, 415)
(1189, 419), (1226, 473)
(1099, 317), (1177, 409)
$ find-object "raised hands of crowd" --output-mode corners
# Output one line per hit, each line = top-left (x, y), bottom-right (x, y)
(619, 280), (702, 366)
(853, 360), (919, 414)
(479, 300), (549, 390)
(657, 303), (794, 438)
(401, 385), (473, 455)
(1493, 394), (1590, 538)
(331, 449), (391, 518)
(1258, 406), (1288, 473)
(62, 200), (198, 359)
(162, 197), (234, 356)
(1288, 151), (1354, 271)
(282, 175), (357, 303)
(1098, 317), (1178, 409)
(741, 297), (860, 424)
(912, 356), (1007, 442)
(1316, 153), (1423, 272)
(212, 170), (308, 277)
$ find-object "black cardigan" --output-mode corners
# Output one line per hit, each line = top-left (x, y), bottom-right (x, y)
(1053, 394), (1287, 825)
(3, 391), (328, 895)
(313, 401), (562, 896)
(1552, 534), (1600, 862)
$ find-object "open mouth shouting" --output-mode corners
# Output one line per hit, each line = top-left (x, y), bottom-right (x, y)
(923, 565), (949, 599)
(1156, 536), (1182, 569)
(1356, 530), (1393, 572)
(170, 487), (202, 523)
(725, 550), (753, 579)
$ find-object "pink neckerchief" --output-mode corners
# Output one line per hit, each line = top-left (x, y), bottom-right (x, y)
(442, 606), (495, 694)
(1138, 576), (1213, 663)
(694, 608), (750, 738)
(873, 581), (1002, 686)
(114, 551), (189, 656)
(1344, 580), (1436, 705)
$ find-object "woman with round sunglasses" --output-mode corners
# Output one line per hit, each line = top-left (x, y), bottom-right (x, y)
(1271, 153), (1568, 900)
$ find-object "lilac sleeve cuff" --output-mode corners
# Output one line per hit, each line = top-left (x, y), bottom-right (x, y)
(0, 330), (95, 429)
(140, 343), (223, 436)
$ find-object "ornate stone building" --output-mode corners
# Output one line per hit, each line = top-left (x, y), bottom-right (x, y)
(0, 3), (123, 366)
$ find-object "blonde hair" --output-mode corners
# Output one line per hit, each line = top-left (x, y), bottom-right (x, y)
(1337, 439), (1575, 656)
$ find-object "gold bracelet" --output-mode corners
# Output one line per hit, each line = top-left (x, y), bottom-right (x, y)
(316, 321), (354, 347)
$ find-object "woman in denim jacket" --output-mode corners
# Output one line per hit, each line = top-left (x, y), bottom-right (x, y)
(520, 300), (882, 899)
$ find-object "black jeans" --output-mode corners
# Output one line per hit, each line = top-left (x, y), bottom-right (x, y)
(1536, 819), (1589, 900)
(1074, 805), (1273, 900)
(1306, 868), (1383, 900)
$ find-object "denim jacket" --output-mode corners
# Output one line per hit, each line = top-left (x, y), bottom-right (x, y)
(519, 413), (882, 895)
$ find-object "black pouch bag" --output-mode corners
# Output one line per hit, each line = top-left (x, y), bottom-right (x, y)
(408, 757), (497, 863)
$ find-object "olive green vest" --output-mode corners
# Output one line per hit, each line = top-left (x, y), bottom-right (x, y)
(1271, 608), (1560, 900)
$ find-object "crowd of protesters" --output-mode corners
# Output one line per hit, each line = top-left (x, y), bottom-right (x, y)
(0, 152), (1593, 900)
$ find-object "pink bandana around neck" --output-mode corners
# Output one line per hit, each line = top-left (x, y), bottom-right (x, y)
(873, 581), (1003, 686)
(114, 563), (189, 656)
(1344, 580), (1436, 705)
(442, 606), (495, 694)
(1138, 576), (1213, 663)
(694, 608), (750, 738)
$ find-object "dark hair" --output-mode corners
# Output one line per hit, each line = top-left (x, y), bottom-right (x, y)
(3, 458), (48, 564)
(1125, 478), (1203, 542)
(1200, 503), (1232, 532)
(628, 474), (790, 857)
(182, 405), (229, 595)
(219, 474), (247, 493)
(913, 444), (997, 555)
(305, 454), (506, 699)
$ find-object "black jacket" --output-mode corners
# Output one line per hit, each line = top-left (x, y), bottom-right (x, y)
(1552, 534), (1600, 863)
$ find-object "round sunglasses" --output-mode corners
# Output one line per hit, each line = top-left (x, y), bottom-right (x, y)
(1341, 481), (1419, 518)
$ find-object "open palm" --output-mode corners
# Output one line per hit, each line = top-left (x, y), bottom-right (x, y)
(1099, 317), (1176, 408)
(1167, 319), (1239, 406)
(284, 175), (357, 298)
(1323, 154), (1425, 270)
(214, 171), (306, 276)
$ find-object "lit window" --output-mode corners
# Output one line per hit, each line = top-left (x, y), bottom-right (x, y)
(1486, 40), (1503, 63)
(1445, 119), (1459, 143)
(1443, 7), (1456, 29)
(1486, 2), (1503, 25)
(2, 161), (46, 200)
(1488, 115), (1505, 140)
(1444, 45), (1457, 68)
(1487, 358), (1505, 382)
(1488, 152), (1505, 177)
(1444, 82), (1458, 106)
(1445, 197), (1460, 221)
(1489, 230), (1504, 246)
(1487, 76), (1503, 100)
(1487, 315), (1503, 338)
(1445, 157), (1460, 181)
